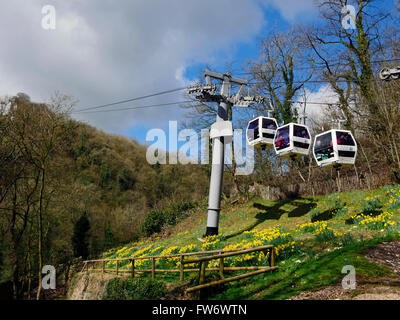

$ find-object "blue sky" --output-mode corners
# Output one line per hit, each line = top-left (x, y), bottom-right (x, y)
(128, 1), (314, 142)
(127, 1), (321, 149)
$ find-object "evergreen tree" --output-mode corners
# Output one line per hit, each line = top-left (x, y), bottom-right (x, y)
(0, 238), (3, 278)
(103, 221), (116, 250)
(71, 212), (90, 259)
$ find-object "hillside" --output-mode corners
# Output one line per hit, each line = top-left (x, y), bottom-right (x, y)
(0, 101), (213, 299)
(69, 184), (400, 300)
(64, 120), (212, 249)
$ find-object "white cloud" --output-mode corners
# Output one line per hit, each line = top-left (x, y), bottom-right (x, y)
(0, 0), (266, 134)
(294, 85), (339, 124)
(258, 0), (318, 22)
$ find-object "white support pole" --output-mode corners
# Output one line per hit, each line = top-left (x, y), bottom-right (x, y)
(187, 70), (259, 237)
(205, 76), (230, 236)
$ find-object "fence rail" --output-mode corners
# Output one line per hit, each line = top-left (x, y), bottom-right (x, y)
(181, 244), (277, 294)
(82, 246), (247, 278)
(81, 245), (279, 296)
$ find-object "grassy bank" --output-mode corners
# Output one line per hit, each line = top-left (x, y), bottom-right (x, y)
(96, 184), (400, 299)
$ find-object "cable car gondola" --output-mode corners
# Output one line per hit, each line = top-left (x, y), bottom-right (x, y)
(274, 123), (311, 159)
(313, 129), (357, 168)
(246, 116), (278, 149)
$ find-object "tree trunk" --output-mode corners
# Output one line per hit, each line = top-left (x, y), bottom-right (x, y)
(36, 167), (45, 300)
(11, 240), (19, 300)
(10, 184), (19, 300)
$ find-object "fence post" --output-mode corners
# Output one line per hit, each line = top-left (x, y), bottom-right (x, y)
(131, 259), (135, 279)
(270, 247), (275, 267)
(199, 261), (207, 300)
(199, 261), (206, 284)
(219, 254), (224, 279)
(102, 261), (105, 275)
(152, 258), (155, 280)
(180, 255), (184, 281)
(116, 260), (119, 276)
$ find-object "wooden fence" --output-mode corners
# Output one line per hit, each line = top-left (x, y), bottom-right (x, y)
(81, 245), (278, 294)
(82, 247), (247, 279)
(181, 244), (278, 294)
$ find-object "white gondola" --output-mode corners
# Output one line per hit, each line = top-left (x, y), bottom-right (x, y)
(313, 129), (357, 168)
(273, 123), (311, 159)
(246, 116), (278, 148)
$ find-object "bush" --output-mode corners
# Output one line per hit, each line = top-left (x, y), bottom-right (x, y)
(103, 221), (116, 250)
(140, 201), (197, 237)
(71, 212), (90, 259)
(140, 209), (166, 236)
(104, 277), (166, 300)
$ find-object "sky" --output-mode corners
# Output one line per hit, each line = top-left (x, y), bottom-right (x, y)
(0, 0), (395, 148)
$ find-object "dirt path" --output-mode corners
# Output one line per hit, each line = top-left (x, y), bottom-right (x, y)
(290, 241), (400, 300)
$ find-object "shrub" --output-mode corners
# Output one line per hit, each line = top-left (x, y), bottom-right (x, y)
(103, 221), (116, 250)
(140, 201), (197, 237)
(104, 278), (166, 300)
(165, 201), (197, 226)
(71, 212), (90, 259)
(140, 209), (166, 236)
(117, 168), (136, 191)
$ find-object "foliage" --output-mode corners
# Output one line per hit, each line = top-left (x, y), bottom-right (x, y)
(0, 95), (209, 299)
(336, 233), (355, 247)
(352, 211), (395, 231)
(97, 184), (400, 302)
(212, 236), (396, 300)
(325, 193), (347, 217)
(314, 223), (336, 242)
(71, 212), (91, 259)
(140, 201), (197, 236)
(103, 277), (166, 300)
(361, 197), (383, 215)
(296, 221), (323, 233)
(103, 221), (116, 251)
(0, 238), (3, 278)
(310, 208), (321, 221)
(140, 209), (166, 236)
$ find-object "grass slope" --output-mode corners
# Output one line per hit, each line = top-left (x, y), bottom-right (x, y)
(101, 184), (400, 300)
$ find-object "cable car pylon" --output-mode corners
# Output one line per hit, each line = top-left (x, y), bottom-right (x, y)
(187, 70), (263, 237)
